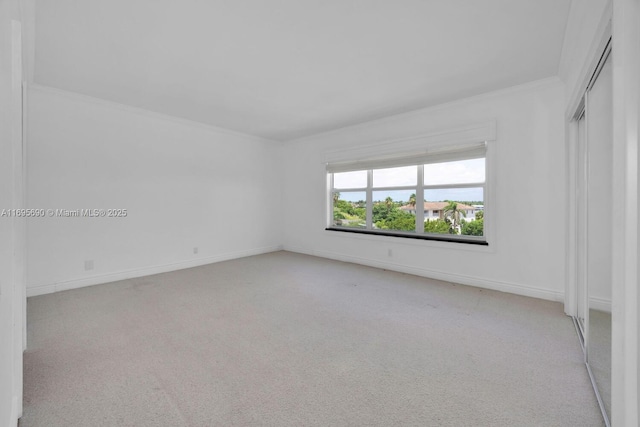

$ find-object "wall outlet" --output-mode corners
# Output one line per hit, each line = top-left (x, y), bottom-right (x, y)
(193, 247), (199, 254)
(84, 260), (94, 271)
(388, 248), (393, 257)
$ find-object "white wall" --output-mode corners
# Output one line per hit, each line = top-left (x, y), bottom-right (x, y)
(0, 4), (14, 424)
(0, 1), (24, 425)
(282, 78), (566, 302)
(26, 86), (283, 296)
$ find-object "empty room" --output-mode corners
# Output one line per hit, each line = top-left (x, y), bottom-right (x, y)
(1, 0), (639, 426)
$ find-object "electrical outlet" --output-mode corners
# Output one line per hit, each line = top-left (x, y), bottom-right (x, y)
(388, 249), (393, 257)
(193, 247), (199, 254)
(84, 260), (94, 271)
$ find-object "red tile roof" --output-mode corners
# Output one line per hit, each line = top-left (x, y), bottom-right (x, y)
(400, 201), (476, 211)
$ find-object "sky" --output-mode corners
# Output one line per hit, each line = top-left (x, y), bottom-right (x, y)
(333, 159), (485, 203)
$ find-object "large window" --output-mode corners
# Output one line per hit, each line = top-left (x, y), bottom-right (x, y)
(327, 143), (487, 245)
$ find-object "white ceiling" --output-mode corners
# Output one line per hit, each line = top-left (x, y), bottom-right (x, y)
(33, 0), (572, 142)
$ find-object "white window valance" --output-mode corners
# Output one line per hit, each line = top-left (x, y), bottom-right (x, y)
(323, 120), (496, 172)
(326, 141), (486, 173)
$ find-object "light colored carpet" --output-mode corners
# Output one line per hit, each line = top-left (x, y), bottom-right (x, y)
(22, 251), (603, 426)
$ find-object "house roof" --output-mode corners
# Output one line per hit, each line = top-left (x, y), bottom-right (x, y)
(400, 202), (476, 211)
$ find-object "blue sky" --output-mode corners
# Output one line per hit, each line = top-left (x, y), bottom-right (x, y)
(334, 159), (485, 203)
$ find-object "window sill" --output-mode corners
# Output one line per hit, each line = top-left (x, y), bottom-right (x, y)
(325, 227), (488, 246)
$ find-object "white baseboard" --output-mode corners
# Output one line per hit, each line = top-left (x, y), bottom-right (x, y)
(589, 296), (612, 313)
(10, 395), (19, 427)
(283, 245), (564, 303)
(27, 245), (283, 297)
(27, 244), (570, 305)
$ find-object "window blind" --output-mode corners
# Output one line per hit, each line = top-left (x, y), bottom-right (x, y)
(326, 141), (486, 173)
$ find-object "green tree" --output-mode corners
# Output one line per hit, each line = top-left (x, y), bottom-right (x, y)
(475, 210), (484, 220)
(375, 209), (416, 231)
(385, 196), (394, 214)
(409, 193), (416, 208)
(372, 202), (390, 223)
(461, 219), (484, 236)
(424, 219), (450, 234)
(444, 201), (467, 234)
(333, 194), (367, 226)
(334, 199), (354, 215)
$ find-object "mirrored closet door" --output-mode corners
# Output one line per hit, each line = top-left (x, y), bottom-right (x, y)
(576, 43), (612, 426)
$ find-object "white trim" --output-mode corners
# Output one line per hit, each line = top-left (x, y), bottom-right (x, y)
(611, 0), (640, 424)
(28, 83), (282, 146)
(483, 139), (495, 247)
(27, 245), (282, 297)
(283, 245), (562, 303)
(365, 170), (373, 230)
(10, 395), (19, 427)
(21, 49), (28, 353)
(20, 0), (35, 84)
(565, 112), (579, 316)
(564, 4), (613, 121)
(416, 166), (425, 229)
(326, 173), (334, 232)
(589, 296), (613, 314)
(11, 18), (24, 422)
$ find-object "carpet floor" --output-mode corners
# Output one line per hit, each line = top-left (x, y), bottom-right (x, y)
(22, 251), (603, 426)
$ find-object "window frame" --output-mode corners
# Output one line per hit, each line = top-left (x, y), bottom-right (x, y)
(326, 143), (490, 246)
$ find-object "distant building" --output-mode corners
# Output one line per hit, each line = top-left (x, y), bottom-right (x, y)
(400, 201), (479, 221)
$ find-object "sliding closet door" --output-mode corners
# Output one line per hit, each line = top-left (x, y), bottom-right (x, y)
(576, 112), (587, 338)
(585, 49), (613, 422)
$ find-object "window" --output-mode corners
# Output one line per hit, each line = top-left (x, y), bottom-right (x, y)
(327, 142), (487, 245)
